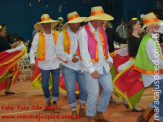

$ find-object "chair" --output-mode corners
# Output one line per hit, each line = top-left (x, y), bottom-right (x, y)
(19, 53), (32, 80)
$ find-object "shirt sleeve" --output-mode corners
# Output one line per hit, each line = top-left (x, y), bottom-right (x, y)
(78, 28), (95, 73)
(146, 39), (163, 69)
(56, 32), (73, 61)
(29, 33), (39, 64)
(158, 24), (163, 34)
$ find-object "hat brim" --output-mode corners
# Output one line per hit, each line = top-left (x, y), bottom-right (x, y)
(63, 17), (87, 29)
(34, 20), (59, 31)
(139, 20), (163, 34)
(85, 13), (114, 22)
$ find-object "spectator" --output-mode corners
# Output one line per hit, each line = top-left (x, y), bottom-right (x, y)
(55, 17), (64, 32)
(104, 21), (126, 53)
(116, 18), (127, 39)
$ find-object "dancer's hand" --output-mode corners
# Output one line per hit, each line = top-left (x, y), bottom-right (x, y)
(91, 71), (99, 79)
(15, 41), (21, 46)
(11, 41), (21, 48)
(72, 54), (79, 63)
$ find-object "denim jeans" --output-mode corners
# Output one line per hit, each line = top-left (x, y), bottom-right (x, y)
(41, 68), (60, 102)
(149, 79), (163, 121)
(84, 67), (113, 117)
(61, 65), (87, 107)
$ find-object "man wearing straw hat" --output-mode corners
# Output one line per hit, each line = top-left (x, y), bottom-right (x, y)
(78, 6), (114, 122)
(56, 11), (87, 119)
(30, 14), (60, 112)
(133, 12), (163, 122)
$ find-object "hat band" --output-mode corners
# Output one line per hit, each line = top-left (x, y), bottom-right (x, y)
(143, 18), (159, 24)
(91, 10), (104, 16)
(68, 14), (80, 21)
(41, 17), (50, 21)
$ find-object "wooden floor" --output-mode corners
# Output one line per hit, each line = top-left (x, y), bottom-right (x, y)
(0, 73), (155, 122)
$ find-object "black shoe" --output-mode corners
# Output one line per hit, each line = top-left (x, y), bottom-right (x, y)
(5, 91), (15, 95)
(123, 103), (129, 109)
(132, 108), (145, 112)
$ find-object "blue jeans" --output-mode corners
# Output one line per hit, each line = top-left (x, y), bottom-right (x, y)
(149, 79), (163, 121)
(61, 65), (87, 107)
(84, 68), (113, 117)
(41, 68), (60, 102)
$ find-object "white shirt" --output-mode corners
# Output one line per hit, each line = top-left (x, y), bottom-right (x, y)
(29, 30), (60, 70)
(158, 23), (163, 34)
(142, 30), (163, 87)
(78, 22), (113, 74)
(56, 27), (82, 71)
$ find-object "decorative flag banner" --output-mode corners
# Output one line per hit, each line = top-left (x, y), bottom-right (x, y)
(110, 47), (130, 80)
(113, 61), (145, 109)
(31, 59), (79, 94)
(0, 43), (26, 91)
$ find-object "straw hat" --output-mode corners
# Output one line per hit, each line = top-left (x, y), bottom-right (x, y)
(140, 12), (163, 33)
(63, 11), (87, 29)
(85, 6), (114, 22)
(34, 14), (59, 31)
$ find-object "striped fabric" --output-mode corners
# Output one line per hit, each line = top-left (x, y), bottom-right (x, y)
(113, 61), (145, 109)
(0, 43), (26, 91)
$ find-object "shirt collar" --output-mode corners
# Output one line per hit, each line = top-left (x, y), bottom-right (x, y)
(67, 26), (72, 33)
(149, 33), (160, 40)
(88, 22), (96, 33)
(43, 30), (53, 35)
(67, 26), (78, 35)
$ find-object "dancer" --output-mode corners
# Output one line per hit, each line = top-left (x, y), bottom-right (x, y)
(0, 24), (22, 95)
(113, 18), (145, 112)
(135, 12), (163, 122)
(56, 11), (87, 118)
(30, 14), (60, 112)
(78, 6), (114, 122)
